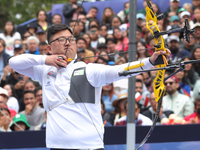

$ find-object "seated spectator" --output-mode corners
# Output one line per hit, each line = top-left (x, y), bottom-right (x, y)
(36, 29), (47, 43)
(0, 21), (21, 56)
(22, 31), (33, 50)
(0, 39), (10, 78)
(25, 36), (40, 55)
(110, 16), (122, 30)
(101, 83), (118, 114)
(174, 69), (191, 97)
(182, 57), (199, 90)
(3, 84), (19, 113)
(106, 38), (118, 61)
(183, 3), (194, 20)
(20, 90), (45, 130)
(81, 33), (96, 54)
(101, 100), (112, 126)
(10, 114), (30, 131)
(95, 56), (108, 65)
(0, 87), (16, 119)
(101, 7), (115, 28)
(52, 14), (62, 25)
(39, 41), (48, 55)
(180, 11), (194, 29)
(69, 20), (83, 39)
(78, 21), (85, 33)
(35, 87), (43, 108)
(193, 22), (200, 44)
(191, 45), (200, 76)
(76, 37), (95, 63)
(113, 27), (129, 52)
(143, 93), (173, 124)
(117, 2), (129, 22)
(181, 33), (196, 53)
(26, 23), (37, 35)
(89, 25), (99, 49)
(63, 0), (86, 25)
(99, 25), (108, 38)
(0, 108), (11, 132)
(142, 72), (153, 93)
(163, 0), (181, 18)
(167, 15), (180, 31)
(184, 95), (200, 123)
(137, 41), (150, 61)
(193, 7), (200, 24)
(115, 101), (152, 126)
(36, 10), (51, 31)
(13, 44), (24, 55)
(108, 93), (128, 125)
(163, 76), (193, 118)
(86, 6), (98, 20)
(168, 35), (191, 63)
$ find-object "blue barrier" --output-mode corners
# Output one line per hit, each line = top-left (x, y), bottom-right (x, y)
(1, 124), (200, 149)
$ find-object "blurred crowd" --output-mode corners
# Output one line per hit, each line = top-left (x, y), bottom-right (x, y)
(1, 0), (200, 132)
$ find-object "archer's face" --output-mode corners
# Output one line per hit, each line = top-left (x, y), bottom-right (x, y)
(47, 30), (77, 59)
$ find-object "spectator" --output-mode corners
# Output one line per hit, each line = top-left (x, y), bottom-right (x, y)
(3, 84), (19, 113)
(69, 20), (83, 39)
(86, 6), (98, 20)
(0, 108), (11, 132)
(193, 7), (200, 23)
(95, 56), (108, 65)
(137, 0), (153, 15)
(177, 8), (186, 18)
(164, 0), (181, 18)
(110, 16), (122, 29)
(78, 21), (85, 33)
(183, 3), (194, 20)
(26, 23), (37, 35)
(76, 37), (95, 63)
(182, 57), (199, 90)
(88, 19), (100, 29)
(63, 0), (86, 25)
(192, 0), (200, 12)
(174, 69), (191, 97)
(184, 95), (200, 123)
(101, 7), (115, 28)
(163, 76), (193, 118)
(81, 33), (96, 54)
(193, 22), (200, 44)
(10, 114), (30, 131)
(101, 83), (118, 114)
(35, 87), (43, 108)
(167, 15), (180, 31)
(115, 101), (152, 126)
(152, 3), (162, 15)
(117, 2), (129, 22)
(20, 90), (45, 130)
(22, 31), (33, 50)
(180, 11), (194, 29)
(143, 93), (174, 124)
(101, 99), (112, 126)
(167, 35), (190, 63)
(39, 41), (48, 55)
(36, 29), (47, 43)
(36, 10), (50, 31)
(108, 93), (128, 125)
(181, 33), (196, 53)
(113, 27), (129, 51)
(137, 14), (145, 31)
(191, 45), (200, 76)
(0, 39), (10, 78)
(13, 44), (24, 55)
(137, 41), (150, 61)
(106, 38), (118, 61)
(99, 25), (108, 38)
(0, 21), (21, 56)
(52, 14), (62, 25)
(0, 87), (16, 119)
(89, 25), (99, 49)
(25, 36), (40, 55)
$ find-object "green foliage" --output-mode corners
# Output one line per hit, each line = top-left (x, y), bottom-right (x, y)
(0, 0), (69, 30)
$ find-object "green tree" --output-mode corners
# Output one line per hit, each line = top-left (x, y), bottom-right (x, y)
(0, 0), (69, 30)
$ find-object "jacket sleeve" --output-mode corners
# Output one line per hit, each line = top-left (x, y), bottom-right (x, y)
(183, 97), (194, 117)
(86, 58), (154, 87)
(9, 54), (47, 82)
(63, 4), (76, 18)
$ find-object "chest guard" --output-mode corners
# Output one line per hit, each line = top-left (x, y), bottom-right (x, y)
(69, 67), (95, 104)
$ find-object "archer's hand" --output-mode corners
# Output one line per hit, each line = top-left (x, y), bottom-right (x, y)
(149, 49), (171, 65)
(45, 55), (68, 69)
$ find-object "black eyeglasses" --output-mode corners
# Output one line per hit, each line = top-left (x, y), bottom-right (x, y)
(49, 37), (76, 45)
(164, 82), (175, 86)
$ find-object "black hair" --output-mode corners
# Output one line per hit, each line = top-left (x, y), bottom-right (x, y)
(0, 38), (6, 48)
(4, 21), (15, 37)
(23, 80), (36, 91)
(76, 37), (87, 44)
(89, 19), (100, 28)
(39, 41), (47, 46)
(0, 108), (11, 116)
(35, 87), (42, 94)
(124, 2), (129, 8)
(89, 25), (99, 30)
(136, 79), (143, 84)
(89, 6), (98, 12)
(110, 16), (122, 27)
(52, 14), (62, 21)
(47, 24), (73, 44)
(106, 38), (117, 44)
(23, 90), (36, 97)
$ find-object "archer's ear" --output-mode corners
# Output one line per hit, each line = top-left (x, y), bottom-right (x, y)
(47, 45), (52, 55)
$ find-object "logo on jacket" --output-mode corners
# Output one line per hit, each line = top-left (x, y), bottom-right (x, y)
(74, 69), (84, 76)
(47, 71), (56, 78)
